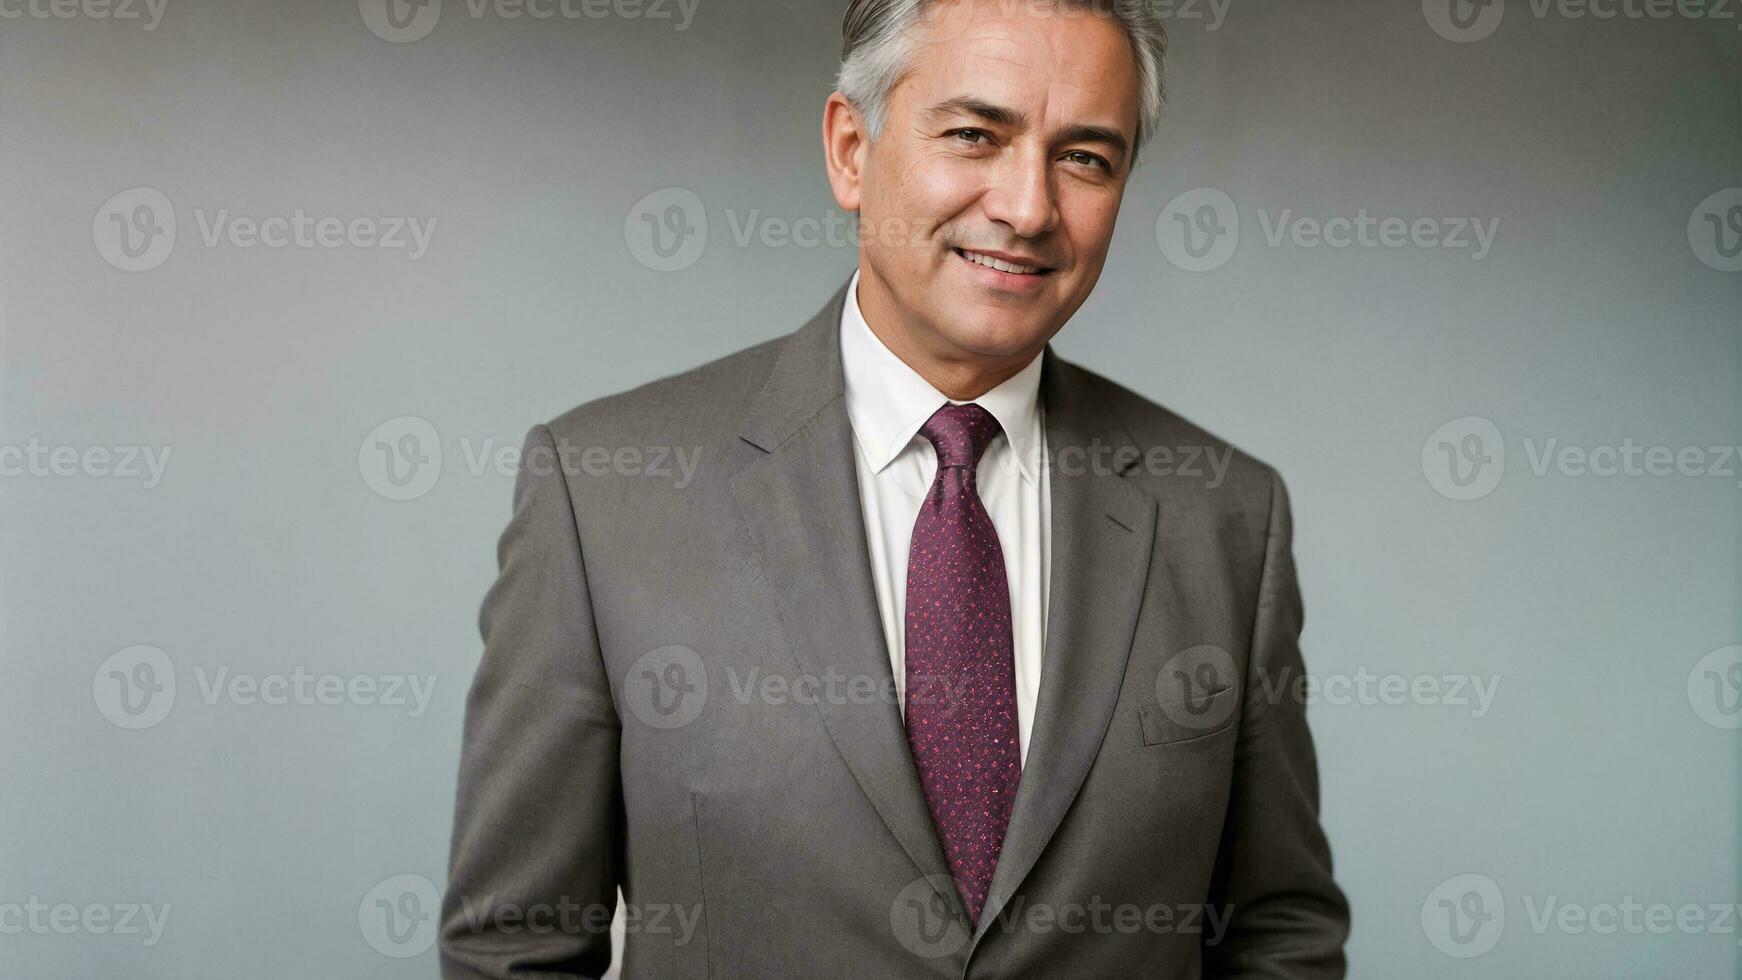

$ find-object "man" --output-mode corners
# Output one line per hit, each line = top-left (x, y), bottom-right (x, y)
(440, 0), (1350, 976)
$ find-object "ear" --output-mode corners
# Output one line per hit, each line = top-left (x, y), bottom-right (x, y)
(822, 92), (868, 212)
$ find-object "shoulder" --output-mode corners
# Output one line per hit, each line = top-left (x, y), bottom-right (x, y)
(1056, 357), (1286, 516)
(541, 331), (788, 449)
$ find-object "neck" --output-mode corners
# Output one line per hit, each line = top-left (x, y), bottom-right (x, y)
(855, 265), (1043, 401)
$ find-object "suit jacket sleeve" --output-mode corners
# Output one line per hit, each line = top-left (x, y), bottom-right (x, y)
(1203, 468), (1351, 978)
(440, 423), (623, 979)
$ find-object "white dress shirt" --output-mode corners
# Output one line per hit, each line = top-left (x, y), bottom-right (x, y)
(839, 269), (1051, 765)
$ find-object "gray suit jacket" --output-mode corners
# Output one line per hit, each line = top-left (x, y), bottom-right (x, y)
(440, 278), (1350, 979)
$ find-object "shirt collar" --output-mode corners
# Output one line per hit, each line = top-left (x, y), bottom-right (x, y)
(839, 268), (1045, 484)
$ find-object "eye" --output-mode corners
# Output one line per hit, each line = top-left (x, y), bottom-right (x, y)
(1064, 150), (1113, 173)
(949, 128), (992, 146)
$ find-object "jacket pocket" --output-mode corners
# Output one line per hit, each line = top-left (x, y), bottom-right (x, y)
(1139, 686), (1237, 745)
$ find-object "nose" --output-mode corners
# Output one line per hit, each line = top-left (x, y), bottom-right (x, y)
(980, 144), (1060, 240)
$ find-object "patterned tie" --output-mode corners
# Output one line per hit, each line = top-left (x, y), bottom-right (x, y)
(904, 402), (1022, 927)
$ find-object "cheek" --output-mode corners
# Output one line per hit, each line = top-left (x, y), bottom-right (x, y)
(887, 154), (982, 228)
(1060, 192), (1122, 260)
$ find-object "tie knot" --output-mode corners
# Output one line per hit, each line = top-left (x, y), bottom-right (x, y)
(919, 402), (1001, 470)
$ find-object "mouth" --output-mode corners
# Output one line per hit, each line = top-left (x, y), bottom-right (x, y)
(952, 247), (1054, 278)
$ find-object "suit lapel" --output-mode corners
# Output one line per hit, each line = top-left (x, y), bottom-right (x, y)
(973, 351), (1158, 942)
(729, 278), (971, 928)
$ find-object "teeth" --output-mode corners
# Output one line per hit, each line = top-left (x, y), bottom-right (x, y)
(961, 249), (1040, 275)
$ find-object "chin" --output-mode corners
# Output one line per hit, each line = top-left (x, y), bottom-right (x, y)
(935, 317), (1050, 359)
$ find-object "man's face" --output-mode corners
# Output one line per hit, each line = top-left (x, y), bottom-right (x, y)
(839, 0), (1141, 362)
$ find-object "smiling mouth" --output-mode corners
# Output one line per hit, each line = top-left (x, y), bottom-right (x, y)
(953, 247), (1053, 276)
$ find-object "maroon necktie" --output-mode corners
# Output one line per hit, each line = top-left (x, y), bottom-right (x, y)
(904, 402), (1022, 926)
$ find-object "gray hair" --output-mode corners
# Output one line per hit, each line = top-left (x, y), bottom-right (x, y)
(837, 0), (1168, 167)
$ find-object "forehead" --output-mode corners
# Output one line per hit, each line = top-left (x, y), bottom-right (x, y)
(897, 0), (1140, 128)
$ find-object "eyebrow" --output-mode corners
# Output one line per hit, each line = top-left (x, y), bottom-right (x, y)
(923, 95), (1131, 162)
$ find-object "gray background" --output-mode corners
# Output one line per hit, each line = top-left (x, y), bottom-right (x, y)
(2, 0), (1738, 976)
